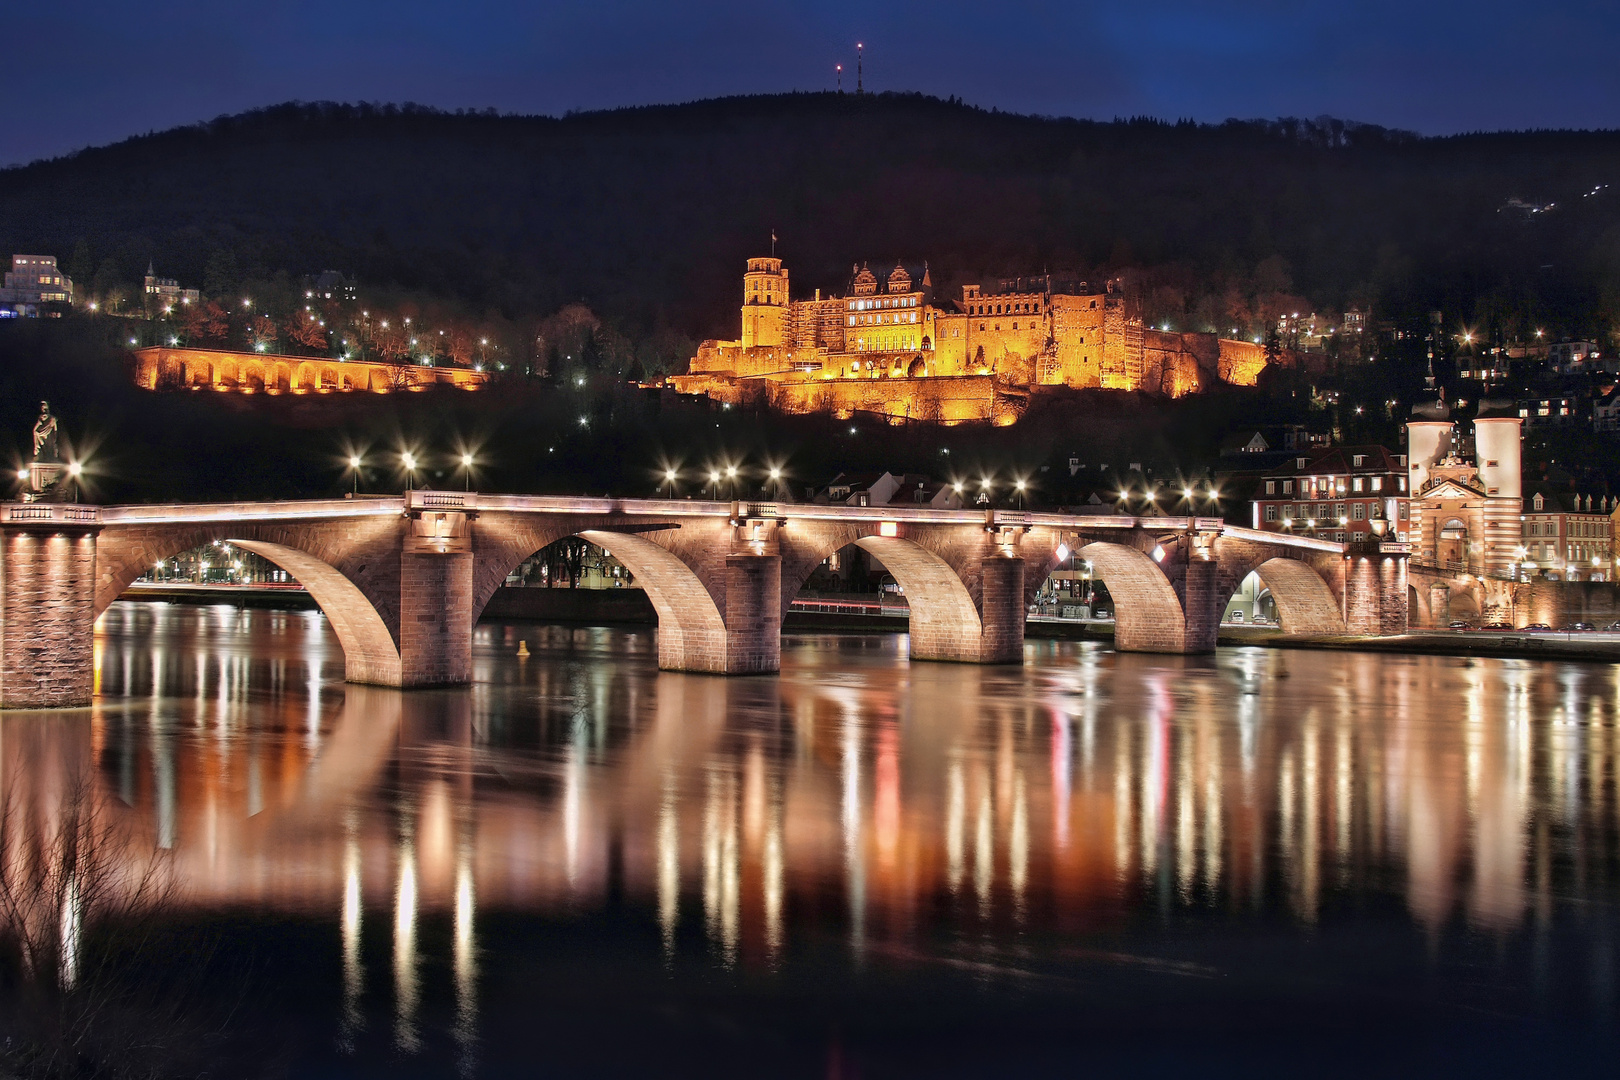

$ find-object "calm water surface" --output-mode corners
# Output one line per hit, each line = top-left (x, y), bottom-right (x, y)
(9, 602), (1620, 1076)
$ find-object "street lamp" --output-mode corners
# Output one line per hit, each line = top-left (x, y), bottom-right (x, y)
(401, 451), (418, 492)
(460, 452), (475, 492)
(348, 454), (363, 495)
(664, 468), (678, 499)
(708, 469), (721, 500)
(726, 465), (738, 499)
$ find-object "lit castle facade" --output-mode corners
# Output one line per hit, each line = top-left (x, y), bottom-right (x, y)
(669, 255), (1273, 424)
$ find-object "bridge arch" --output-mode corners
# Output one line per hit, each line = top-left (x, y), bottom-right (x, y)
(573, 530), (728, 671)
(94, 532), (403, 686)
(225, 540), (401, 684)
(1247, 556), (1347, 635)
(850, 535), (986, 662)
(1076, 541), (1191, 652)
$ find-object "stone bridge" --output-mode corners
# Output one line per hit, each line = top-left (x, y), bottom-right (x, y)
(0, 492), (1409, 708)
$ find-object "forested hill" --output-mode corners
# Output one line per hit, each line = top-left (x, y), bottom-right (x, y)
(3, 93), (1620, 339)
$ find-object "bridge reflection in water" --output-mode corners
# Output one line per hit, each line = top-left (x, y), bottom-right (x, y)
(5, 602), (1619, 1068)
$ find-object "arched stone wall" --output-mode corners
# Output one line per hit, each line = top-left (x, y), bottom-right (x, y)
(1249, 557), (1347, 635)
(575, 529), (729, 672)
(851, 535), (987, 662)
(226, 540), (401, 685)
(776, 520), (1020, 661)
(91, 521), (406, 686)
(1076, 541), (1192, 652)
(295, 363), (316, 391)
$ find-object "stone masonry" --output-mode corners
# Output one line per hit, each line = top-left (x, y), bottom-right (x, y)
(0, 495), (1408, 706)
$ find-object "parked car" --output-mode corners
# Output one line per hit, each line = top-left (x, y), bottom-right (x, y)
(1447, 621), (1475, 630)
(1524, 623), (1552, 631)
(1563, 622), (1596, 632)
(1605, 621), (1620, 632)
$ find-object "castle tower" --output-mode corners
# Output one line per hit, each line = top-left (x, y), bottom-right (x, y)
(1473, 402), (1525, 577)
(1405, 398), (1454, 497)
(741, 256), (789, 349)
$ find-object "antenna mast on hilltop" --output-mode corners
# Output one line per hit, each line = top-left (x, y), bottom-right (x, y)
(856, 43), (863, 94)
(836, 63), (843, 93)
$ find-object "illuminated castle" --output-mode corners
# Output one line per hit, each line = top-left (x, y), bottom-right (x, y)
(669, 255), (1273, 424)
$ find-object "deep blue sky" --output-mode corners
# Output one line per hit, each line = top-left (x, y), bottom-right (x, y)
(7, 0), (1618, 167)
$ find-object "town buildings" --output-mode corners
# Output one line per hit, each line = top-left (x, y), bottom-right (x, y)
(0, 255), (72, 315)
(144, 264), (201, 308)
(670, 255), (1273, 424)
(1521, 486), (1614, 580)
(1249, 445), (1410, 544)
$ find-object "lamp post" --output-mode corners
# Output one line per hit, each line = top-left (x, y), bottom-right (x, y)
(709, 470), (721, 501)
(348, 454), (363, 496)
(726, 465), (738, 501)
(664, 468), (678, 499)
(401, 451), (418, 493)
(460, 452), (474, 492)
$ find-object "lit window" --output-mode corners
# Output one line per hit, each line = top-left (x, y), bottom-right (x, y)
(1353, 503), (1366, 520)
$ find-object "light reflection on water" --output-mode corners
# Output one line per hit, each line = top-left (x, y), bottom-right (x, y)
(9, 602), (1620, 1071)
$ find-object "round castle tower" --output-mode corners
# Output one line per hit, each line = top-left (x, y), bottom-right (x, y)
(741, 257), (789, 349)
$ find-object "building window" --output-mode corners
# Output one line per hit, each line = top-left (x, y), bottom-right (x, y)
(1352, 477), (1364, 492)
(1353, 504), (1366, 520)
(1266, 481), (1275, 495)
(1282, 480), (1293, 495)
(1265, 505), (1278, 522)
(1371, 477), (1382, 492)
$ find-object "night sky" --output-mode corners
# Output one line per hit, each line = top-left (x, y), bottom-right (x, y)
(8, 0), (1619, 168)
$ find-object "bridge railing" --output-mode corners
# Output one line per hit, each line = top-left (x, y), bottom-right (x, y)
(0, 503), (101, 525)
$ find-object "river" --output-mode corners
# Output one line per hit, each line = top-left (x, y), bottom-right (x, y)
(3, 601), (1619, 1076)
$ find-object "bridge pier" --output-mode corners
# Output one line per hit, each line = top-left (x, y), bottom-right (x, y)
(0, 509), (101, 708)
(1344, 544), (1410, 635)
(721, 553), (781, 674)
(398, 508), (474, 686)
(1179, 556), (1223, 653)
(904, 553), (1025, 664)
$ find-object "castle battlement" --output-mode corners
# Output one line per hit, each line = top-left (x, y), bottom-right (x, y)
(669, 255), (1273, 425)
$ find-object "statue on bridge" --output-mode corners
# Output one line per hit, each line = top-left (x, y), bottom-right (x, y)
(22, 401), (67, 501)
(31, 401), (59, 464)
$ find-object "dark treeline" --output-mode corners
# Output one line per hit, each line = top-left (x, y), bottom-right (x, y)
(3, 93), (1620, 344)
(0, 320), (1326, 505)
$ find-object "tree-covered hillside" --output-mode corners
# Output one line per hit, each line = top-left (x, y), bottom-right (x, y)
(3, 93), (1619, 345)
